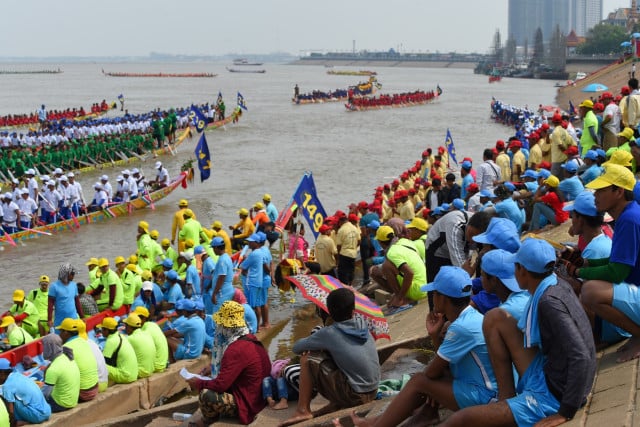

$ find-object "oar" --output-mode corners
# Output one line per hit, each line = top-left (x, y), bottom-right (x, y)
(144, 187), (155, 210)
(18, 226), (52, 236)
(126, 149), (145, 162)
(1, 230), (17, 247)
(69, 209), (81, 229)
(78, 160), (93, 167)
(0, 170), (8, 182)
(116, 151), (129, 162)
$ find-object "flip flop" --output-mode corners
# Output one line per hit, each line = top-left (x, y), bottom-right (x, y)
(383, 304), (414, 316)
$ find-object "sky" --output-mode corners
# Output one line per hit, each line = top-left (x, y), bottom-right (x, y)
(0, 0), (631, 57)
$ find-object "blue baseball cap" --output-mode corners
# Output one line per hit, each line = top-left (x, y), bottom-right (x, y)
(194, 245), (205, 255)
(175, 299), (188, 310)
(561, 159), (578, 173)
(472, 217), (521, 253)
(505, 238), (556, 274)
(481, 249), (521, 292)
(368, 220), (380, 230)
(461, 161), (472, 170)
(421, 266), (472, 298)
(193, 299), (205, 311)
(0, 358), (10, 370)
(479, 189), (495, 198)
(536, 169), (551, 179)
(596, 149), (607, 158)
(562, 191), (599, 217)
(452, 198), (465, 210)
(440, 203), (450, 211)
(432, 207), (443, 216)
(183, 299), (196, 311)
(256, 231), (267, 243)
(504, 182), (516, 192)
(521, 169), (538, 179)
(246, 233), (261, 242)
(585, 150), (598, 160)
(166, 270), (178, 281)
(210, 237), (225, 247)
(161, 259), (174, 269)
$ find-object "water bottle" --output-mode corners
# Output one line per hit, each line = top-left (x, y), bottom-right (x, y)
(172, 412), (191, 421)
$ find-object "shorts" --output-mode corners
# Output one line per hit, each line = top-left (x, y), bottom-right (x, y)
(174, 344), (186, 360)
(595, 315), (631, 344)
(506, 353), (560, 427)
(199, 389), (237, 423)
(612, 282), (640, 326)
(247, 285), (266, 308)
(452, 380), (497, 409)
(306, 351), (377, 409)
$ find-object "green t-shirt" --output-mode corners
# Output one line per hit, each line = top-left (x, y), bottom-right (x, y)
(120, 269), (140, 305)
(142, 321), (169, 372)
(385, 238), (428, 301)
(96, 269), (124, 310)
(8, 325), (34, 347)
(9, 299), (40, 336)
(64, 336), (99, 390)
(27, 288), (49, 322)
(44, 354), (80, 409)
(0, 397), (9, 426)
(127, 328), (155, 378)
(580, 110), (599, 154)
(103, 333), (138, 384)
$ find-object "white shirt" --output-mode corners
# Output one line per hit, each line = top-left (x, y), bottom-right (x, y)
(70, 180), (85, 205)
(156, 167), (169, 186)
(41, 188), (62, 213)
(27, 177), (39, 200)
(125, 176), (138, 198)
(603, 102), (621, 133)
(2, 201), (20, 225)
(17, 197), (38, 222)
(476, 160), (501, 192)
(101, 182), (113, 202)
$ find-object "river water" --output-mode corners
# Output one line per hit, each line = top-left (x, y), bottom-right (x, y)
(0, 62), (557, 357)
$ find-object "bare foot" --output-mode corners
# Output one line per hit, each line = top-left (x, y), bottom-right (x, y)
(267, 397), (276, 408)
(349, 410), (376, 426)
(278, 411), (314, 427)
(261, 323), (271, 329)
(272, 399), (289, 410)
(616, 336), (640, 363)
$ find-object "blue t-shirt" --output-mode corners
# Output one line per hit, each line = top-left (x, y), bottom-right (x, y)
(165, 283), (184, 304)
(518, 274), (557, 348)
(212, 253), (234, 293)
(240, 249), (263, 288)
(131, 294), (155, 312)
(610, 201), (640, 286)
(437, 306), (497, 394)
(243, 303), (258, 334)
(580, 165), (603, 185)
(266, 204), (278, 223)
(558, 176), (584, 202)
(495, 198), (524, 232)
(175, 314), (205, 359)
(261, 246), (272, 289)
(499, 291), (530, 323)
(185, 265), (201, 296)
(461, 174), (475, 199)
(48, 280), (79, 327)
(360, 212), (380, 228)
(201, 256), (216, 295)
(524, 182), (539, 193)
(582, 233), (612, 260)
(3, 371), (51, 419)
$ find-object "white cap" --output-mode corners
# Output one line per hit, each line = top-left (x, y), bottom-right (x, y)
(11, 178), (19, 184)
(26, 169), (35, 175)
(59, 175), (68, 182)
(93, 183), (102, 189)
(100, 175), (108, 181)
(67, 172), (74, 178)
(116, 175), (124, 182)
(54, 168), (63, 174)
(155, 161), (162, 169)
(142, 281), (154, 291)
(3, 193), (12, 200)
(41, 175), (50, 182)
(122, 169), (130, 175)
(21, 189), (29, 195)
(131, 168), (139, 174)
(47, 180), (55, 186)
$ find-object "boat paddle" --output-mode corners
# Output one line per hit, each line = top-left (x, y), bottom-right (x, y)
(18, 226), (52, 237)
(1, 230), (17, 247)
(69, 209), (81, 229)
(116, 151), (129, 162)
(144, 186), (155, 210)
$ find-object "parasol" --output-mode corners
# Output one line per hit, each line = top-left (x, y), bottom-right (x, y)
(621, 41), (632, 47)
(581, 83), (608, 93)
(285, 274), (390, 340)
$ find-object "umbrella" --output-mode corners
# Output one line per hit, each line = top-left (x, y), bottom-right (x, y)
(621, 41), (632, 47)
(582, 83), (608, 93)
(633, 33), (640, 39)
(285, 274), (390, 340)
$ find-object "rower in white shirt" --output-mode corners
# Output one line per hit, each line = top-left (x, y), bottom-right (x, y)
(17, 189), (38, 229)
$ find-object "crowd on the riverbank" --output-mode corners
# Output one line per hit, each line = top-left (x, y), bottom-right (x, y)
(0, 100), (113, 128)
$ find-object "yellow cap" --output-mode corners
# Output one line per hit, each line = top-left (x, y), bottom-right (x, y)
(55, 318), (79, 332)
(98, 257), (109, 268)
(578, 99), (593, 109)
(126, 263), (138, 272)
(141, 270), (153, 280)
(376, 225), (395, 242)
(179, 199), (188, 207)
(138, 220), (149, 233)
(185, 238), (195, 248)
(0, 316), (15, 328)
(212, 220), (222, 229)
(253, 202), (264, 210)
(123, 313), (141, 328)
(97, 317), (118, 330)
(237, 208), (249, 216)
(544, 175), (560, 188)
(263, 193), (271, 202)
(161, 238), (171, 247)
(114, 256), (126, 265)
(605, 149), (634, 167)
(12, 290), (25, 302)
(128, 254), (138, 264)
(407, 217), (428, 232)
(76, 319), (88, 339)
(617, 127), (635, 141)
(150, 230), (159, 240)
(39, 275), (50, 284)
(586, 163), (636, 192)
(183, 208), (194, 218)
(133, 306), (150, 318)
(85, 257), (99, 266)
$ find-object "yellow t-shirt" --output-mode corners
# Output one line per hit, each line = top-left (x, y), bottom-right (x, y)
(496, 153), (511, 182)
(529, 144), (543, 168)
(335, 222), (359, 258)
(511, 150), (526, 180)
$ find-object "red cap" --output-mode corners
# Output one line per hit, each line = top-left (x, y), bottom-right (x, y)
(438, 146), (445, 153)
(434, 160), (441, 165)
(422, 208), (431, 216)
(538, 161), (552, 170)
(527, 132), (540, 141)
(334, 210), (346, 219)
(358, 201), (368, 209)
(540, 123), (550, 131)
(564, 145), (578, 156)
(491, 147), (499, 155)
(319, 224), (332, 233)
(509, 140), (522, 149)
(621, 86), (631, 95)
(376, 186), (383, 192)
(466, 183), (479, 193)
(422, 150), (429, 157)
(496, 140), (505, 149)
(593, 102), (604, 112)
(348, 213), (359, 222)
(383, 183), (390, 189)
(561, 120), (568, 129)
(601, 91), (613, 99)
(408, 188), (416, 194)
(392, 179), (400, 186)
(401, 172), (409, 179)
(462, 157), (472, 163)
(324, 216), (336, 225)
(551, 113), (563, 123)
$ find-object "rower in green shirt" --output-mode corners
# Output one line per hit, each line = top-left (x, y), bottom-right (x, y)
(27, 275), (50, 337)
(123, 313), (155, 379)
(57, 318), (99, 401)
(134, 306), (169, 373)
(98, 317), (138, 384)
(8, 289), (40, 337)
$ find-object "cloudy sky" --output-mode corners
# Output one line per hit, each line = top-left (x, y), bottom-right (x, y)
(0, 0), (629, 57)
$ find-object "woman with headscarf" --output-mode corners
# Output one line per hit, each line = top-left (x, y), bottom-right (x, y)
(47, 263), (84, 330)
(42, 334), (80, 412)
(186, 301), (271, 426)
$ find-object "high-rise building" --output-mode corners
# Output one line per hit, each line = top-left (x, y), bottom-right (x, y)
(508, 0), (603, 46)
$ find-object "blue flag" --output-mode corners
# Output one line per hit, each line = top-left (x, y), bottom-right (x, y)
(189, 105), (208, 133)
(117, 94), (124, 101)
(194, 133), (211, 182)
(569, 100), (576, 116)
(292, 172), (326, 238)
(445, 128), (458, 166)
(237, 92), (247, 110)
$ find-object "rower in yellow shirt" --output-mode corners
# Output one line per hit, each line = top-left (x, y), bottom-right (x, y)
(171, 199), (196, 252)
(229, 208), (255, 251)
(211, 221), (232, 254)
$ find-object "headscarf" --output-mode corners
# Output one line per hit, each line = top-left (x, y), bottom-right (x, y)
(210, 324), (249, 379)
(387, 217), (407, 241)
(232, 288), (247, 305)
(57, 263), (77, 285)
(42, 334), (74, 361)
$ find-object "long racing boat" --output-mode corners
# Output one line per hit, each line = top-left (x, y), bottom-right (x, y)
(292, 76), (381, 105)
(0, 172), (188, 247)
(345, 87), (441, 112)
